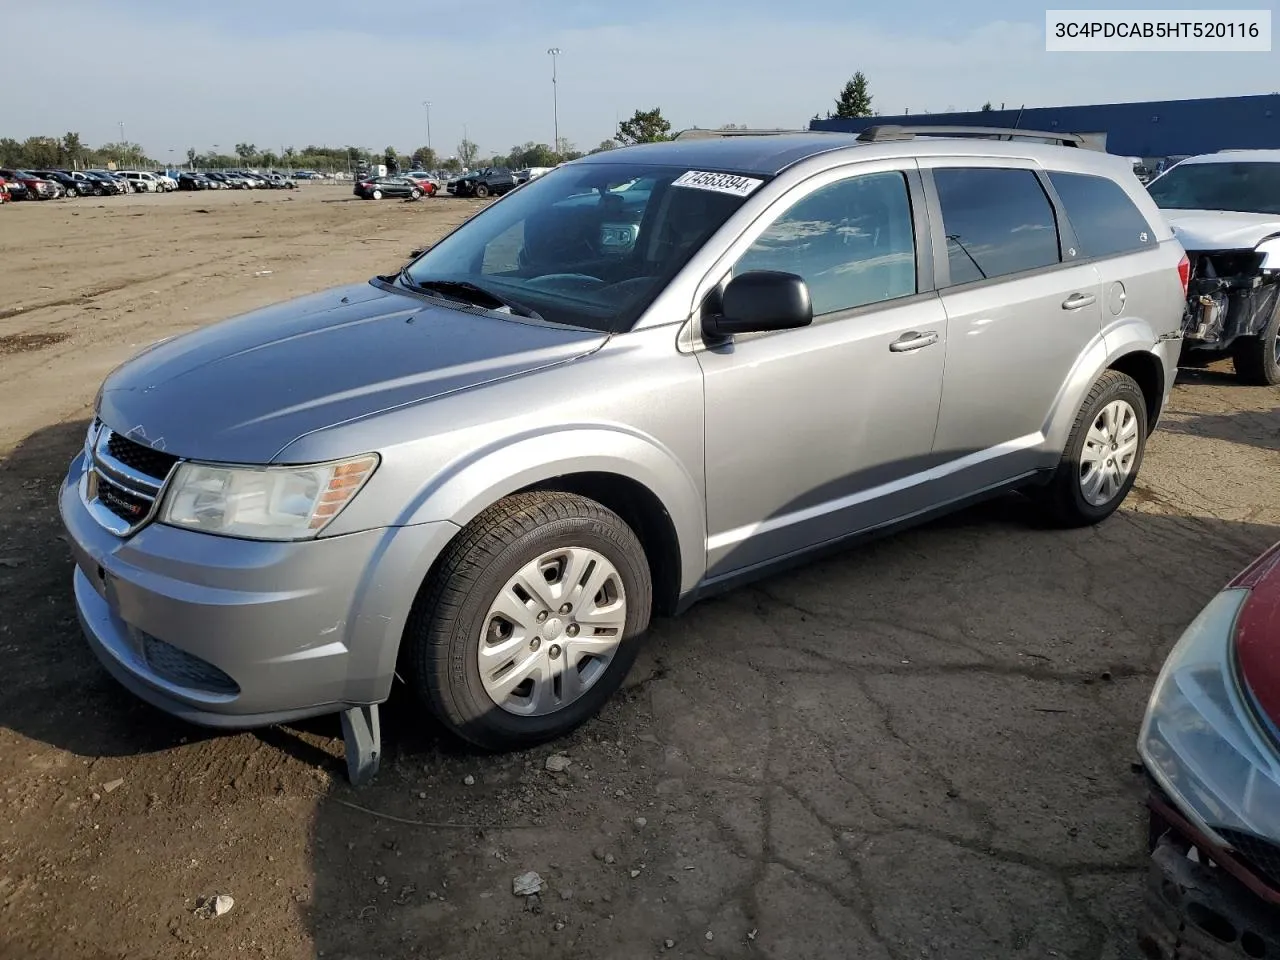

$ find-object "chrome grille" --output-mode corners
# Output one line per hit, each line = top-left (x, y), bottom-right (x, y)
(81, 423), (179, 536)
(105, 431), (178, 480)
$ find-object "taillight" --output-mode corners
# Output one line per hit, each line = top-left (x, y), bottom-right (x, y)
(1177, 253), (1190, 296)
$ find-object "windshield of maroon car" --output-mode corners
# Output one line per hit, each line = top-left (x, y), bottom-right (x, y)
(1148, 161), (1280, 215)
(403, 162), (766, 332)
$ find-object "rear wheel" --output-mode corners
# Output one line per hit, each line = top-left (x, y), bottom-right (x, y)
(410, 188), (422, 200)
(1034, 370), (1148, 527)
(371, 189), (382, 200)
(403, 492), (653, 750)
(1232, 301), (1280, 386)
(474, 183), (490, 199)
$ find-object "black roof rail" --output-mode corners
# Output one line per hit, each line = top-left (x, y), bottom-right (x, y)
(855, 125), (1096, 149)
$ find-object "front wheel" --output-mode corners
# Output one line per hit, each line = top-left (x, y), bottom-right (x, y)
(1033, 370), (1148, 527)
(403, 492), (653, 750)
(473, 183), (489, 198)
(1232, 301), (1280, 386)
(371, 189), (382, 200)
(410, 188), (422, 200)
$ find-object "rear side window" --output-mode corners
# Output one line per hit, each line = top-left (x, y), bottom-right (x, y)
(933, 168), (1060, 285)
(1048, 171), (1155, 258)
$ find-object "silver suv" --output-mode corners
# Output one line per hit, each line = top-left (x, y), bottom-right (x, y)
(60, 127), (1188, 780)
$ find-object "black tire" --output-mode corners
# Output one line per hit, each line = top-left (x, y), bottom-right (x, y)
(410, 188), (422, 200)
(1034, 369), (1149, 528)
(371, 189), (382, 200)
(473, 183), (490, 199)
(404, 491), (653, 750)
(1232, 300), (1280, 386)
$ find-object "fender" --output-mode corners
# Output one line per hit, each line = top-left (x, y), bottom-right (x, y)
(1042, 315), (1167, 454)
(398, 423), (707, 596)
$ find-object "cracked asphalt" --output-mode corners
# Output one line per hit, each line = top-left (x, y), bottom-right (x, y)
(1, 189), (1278, 960)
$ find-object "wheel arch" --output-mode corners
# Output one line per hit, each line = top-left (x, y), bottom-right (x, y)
(394, 428), (706, 610)
(517, 471), (683, 617)
(1045, 322), (1171, 453)
(1106, 348), (1165, 436)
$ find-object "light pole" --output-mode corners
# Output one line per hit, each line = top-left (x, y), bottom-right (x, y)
(422, 100), (432, 154)
(547, 48), (561, 154)
(118, 120), (125, 143)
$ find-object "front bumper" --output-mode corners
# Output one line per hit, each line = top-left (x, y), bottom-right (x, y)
(1141, 829), (1280, 959)
(60, 452), (459, 728)
(1138, 583), (1280, 955)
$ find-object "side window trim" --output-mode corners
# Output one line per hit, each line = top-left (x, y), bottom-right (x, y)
(1032, 168), (1082, 262)
(903, 168), (937, 295)
(920, 163), (1080, 293)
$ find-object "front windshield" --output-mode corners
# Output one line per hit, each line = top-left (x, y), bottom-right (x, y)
(403, 162), (765, 331)
(1148, 161), (1280, 215)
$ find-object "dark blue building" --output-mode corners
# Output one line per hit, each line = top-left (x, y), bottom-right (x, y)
(809, 94), (1280, 159)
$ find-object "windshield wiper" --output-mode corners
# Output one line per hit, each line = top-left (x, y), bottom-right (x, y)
(399, 272), (543, 321)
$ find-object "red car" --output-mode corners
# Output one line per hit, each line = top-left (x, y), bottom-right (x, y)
(400, 172), (438, 196)
(1139, 540), (1280, 955)
(0, 168), (56, 200)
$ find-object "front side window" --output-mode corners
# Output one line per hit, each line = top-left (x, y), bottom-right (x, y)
(934, 168), (1061, 285)
(1049, 171), (1155, 259)
(732, 171), (917, 316)
(1147, 161), (1280, 215)
(406, 163), (762, 331)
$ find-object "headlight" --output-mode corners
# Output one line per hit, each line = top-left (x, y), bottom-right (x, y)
(1256, 236), (1280, 271)
(158, 454), (378, 541)
(1138, 588), (1280, 843)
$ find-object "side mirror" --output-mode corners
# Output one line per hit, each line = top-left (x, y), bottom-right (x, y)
(703, 271), (813, 339)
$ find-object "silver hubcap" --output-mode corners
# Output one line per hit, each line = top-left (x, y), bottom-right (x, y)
(1079, 399), (1139, 506)
(478, 547), (627, 716)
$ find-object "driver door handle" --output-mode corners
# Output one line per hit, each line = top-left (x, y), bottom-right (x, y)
(1062, 292), (1096, 310)
(889, 330), (939, 352)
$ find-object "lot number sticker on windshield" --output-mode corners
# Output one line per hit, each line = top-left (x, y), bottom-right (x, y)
(672, 170), (764, 198)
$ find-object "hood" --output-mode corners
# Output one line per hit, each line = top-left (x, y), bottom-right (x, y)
(1162, 209), (1280, 252)
(97, 280), (607, 463)
(1232, 541), (1280, 734)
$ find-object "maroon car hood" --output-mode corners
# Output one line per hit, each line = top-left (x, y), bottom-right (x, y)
(1232, 541), (1280, 728)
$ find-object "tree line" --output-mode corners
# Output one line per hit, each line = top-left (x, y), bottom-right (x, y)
(0, 133), (156, 171)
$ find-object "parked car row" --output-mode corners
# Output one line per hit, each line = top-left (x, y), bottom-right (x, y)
(0, 167), (177, 199)
(175, 170), (298, 191)
(0, 167), (303, 201)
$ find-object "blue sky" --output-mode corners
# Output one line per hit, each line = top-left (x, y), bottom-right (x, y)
(2, 0), (1276, 161)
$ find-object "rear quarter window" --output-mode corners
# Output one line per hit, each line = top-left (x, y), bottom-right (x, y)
(1048, 171), (1155, 259)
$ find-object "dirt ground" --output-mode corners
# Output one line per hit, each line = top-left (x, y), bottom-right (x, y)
(1, 185), (1278, 960)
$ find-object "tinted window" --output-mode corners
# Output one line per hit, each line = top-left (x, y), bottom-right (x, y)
(1147, 161), (1280, 215)
(1049, 171), (1154, 258)
(934, 168), (1060, 285)
(407, 162), (758, 331)
(734, 172), (916, 315)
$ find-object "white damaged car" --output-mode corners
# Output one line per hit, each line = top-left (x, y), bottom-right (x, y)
(1147, 150), (1280, 385)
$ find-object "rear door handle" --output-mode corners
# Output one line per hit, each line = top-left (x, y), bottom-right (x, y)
(1062, 293), (1096, 310)
(889, 330), (939, 352)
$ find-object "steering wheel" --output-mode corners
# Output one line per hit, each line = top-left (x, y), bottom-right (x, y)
(524, 273), (606, 291)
